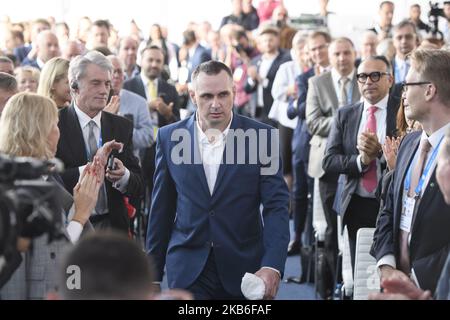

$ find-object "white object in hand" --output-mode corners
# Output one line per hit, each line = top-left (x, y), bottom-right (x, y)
(241, 272), (266, 300)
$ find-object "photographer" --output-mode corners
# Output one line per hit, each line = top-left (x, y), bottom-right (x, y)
(0, 93), (107, 299)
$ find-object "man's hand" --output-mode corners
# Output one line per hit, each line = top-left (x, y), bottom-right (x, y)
(104, 95), (120, 114)
(247, 65), (259, 82)
(94, 140), (123, 168)
(286, 84), (298, 99)
(379, 265), (411, 283)
(150, 98), (174, 119)
(369, 277), (432, 300)
(105, 158), (125, 183)
(357, 131), (382, 164)
(255, 268), (281, 300)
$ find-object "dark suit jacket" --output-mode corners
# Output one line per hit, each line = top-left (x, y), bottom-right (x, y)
(187, 44), (211, 81)
(322, 95), (400, 221)
(13, 45), (31, 64)
(123, 76), (180, 127)
(146, 113), (290, 296)
(287, 68), (315, 164)
(21, 57), (40, 69)
(55, 105), (144, 232)
(245, 50), (291, 118)
(370, 131), (450, 293)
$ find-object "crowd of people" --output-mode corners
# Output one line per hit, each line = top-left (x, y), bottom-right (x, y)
(0, 0), (449, 300)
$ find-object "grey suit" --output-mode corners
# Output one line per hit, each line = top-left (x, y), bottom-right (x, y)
(305, 71), (360, 178)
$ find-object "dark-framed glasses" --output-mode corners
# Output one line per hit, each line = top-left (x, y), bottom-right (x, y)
(356, 72), (390, 83)
(401, 81), (432, 92)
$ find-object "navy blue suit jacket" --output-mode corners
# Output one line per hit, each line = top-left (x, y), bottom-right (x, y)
(146, 113), (290, 296)
(187, 45), (211, 81)
(370, 131), (450, 293)
(287, 68), (315, 164)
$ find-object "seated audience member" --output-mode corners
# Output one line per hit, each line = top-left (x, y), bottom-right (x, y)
(37, 57), (71, 108)
(0, 93), (108, 299)
(0, 72), (18, 115)
(370, 128), (450, 300)
(61, 40), (84, 61)
(58, 231), (193, 300)
(15, 66), (40, 92)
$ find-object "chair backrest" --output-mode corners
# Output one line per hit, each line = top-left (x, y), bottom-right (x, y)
(341, 225), (354, 298)
(353, 228), (380, 300)
(312, 179), (327, 241)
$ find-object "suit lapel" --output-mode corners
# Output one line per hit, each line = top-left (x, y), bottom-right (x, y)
(394, 134), (420, 230)
(210, 115), (241, 199)
(386, 95), (400, 137)
(67, 106), (88, 163)
(351, 103), (364, 152)
(350, 74), (360, 103)
(187, 114), (210, 197)
(411, 171), (439, 235)
(324, 73), (339, 109)
(101, 112), (114, 145)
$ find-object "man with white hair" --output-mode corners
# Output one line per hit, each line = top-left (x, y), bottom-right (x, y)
(55, 51), (144, 233)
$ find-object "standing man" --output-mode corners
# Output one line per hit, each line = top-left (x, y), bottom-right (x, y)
(305, 37), (360, 298)
(146, 61), (289, 300)
(105, 55), (153, 156)
(118, 36), (140, 80)
(56, 51), (144, 233)
(286, 31), (331, 256)
(21, 31), (60, 70)
(391, 20), (417, 84)
(123, 45), (180, 189)
(369, 1), (395, 40)
(371, 49), (450, 294)
(323, 56), (399, 268)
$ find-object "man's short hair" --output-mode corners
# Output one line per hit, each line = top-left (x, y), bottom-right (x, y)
(393, 19), (417, 35)
(259, 26), (279, 37)
(191, 60), (233, 85)
(68, 50), (113, 88)
(380, 1), (394, 9)
(410, 49), (450, 106)
(308, 31), (332, 44)
(361, 55), (392, 74)
(140, 45), (164, 57)
(32, 18), (51, 29)
(60, 232), (155, 300)
(330, 37), (355, 49)
(0, 72), (17, 91)
(92, 19), (111, 32)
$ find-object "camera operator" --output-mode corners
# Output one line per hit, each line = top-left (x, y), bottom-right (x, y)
(0, 93), (114, 299)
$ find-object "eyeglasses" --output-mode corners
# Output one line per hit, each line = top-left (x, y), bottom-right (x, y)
(356, 72), (390, 83)
(401, 81), (432, 92)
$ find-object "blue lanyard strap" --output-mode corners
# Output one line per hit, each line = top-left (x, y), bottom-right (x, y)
(404, 136), (443, 196)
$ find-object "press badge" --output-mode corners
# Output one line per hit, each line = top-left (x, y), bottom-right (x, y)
(400, 196), (415, 233)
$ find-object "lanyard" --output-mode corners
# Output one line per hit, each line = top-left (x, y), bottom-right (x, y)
(404, 137), (443, 197)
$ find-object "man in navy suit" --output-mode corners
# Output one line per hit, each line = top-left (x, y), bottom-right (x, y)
(371, 49), (450, 294)
(146, 61), (289, 300)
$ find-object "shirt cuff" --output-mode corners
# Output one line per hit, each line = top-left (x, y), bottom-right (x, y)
(113, 168), (130, 193)
(262, 266), (281, 278)
(66, 220), (83, 243)
(376, 254), (396, 274)
(357, 155), (363, 172)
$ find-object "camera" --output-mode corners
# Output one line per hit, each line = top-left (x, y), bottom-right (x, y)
(428, 1), (446, 39)
(0, 154), (65, 288)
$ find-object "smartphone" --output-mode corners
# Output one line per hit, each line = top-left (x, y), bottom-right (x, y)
(107, 154), (116, 170)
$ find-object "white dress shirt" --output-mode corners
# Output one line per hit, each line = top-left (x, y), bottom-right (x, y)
(73, 104), (130, 193)
(331, 68), (355, 106)
(355, 94), (388, 198)
(196, 113), (233, 195)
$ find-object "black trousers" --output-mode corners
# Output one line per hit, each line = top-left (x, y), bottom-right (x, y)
(344, 194), (379, 272)
(187, 250), (245, 300)
(318, 173), (339, 295)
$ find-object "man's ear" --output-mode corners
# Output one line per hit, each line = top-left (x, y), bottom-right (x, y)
(424, 83), (436, 101)
(189, 89), (196, 106)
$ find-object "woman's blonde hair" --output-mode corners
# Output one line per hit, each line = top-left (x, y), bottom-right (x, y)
(37, 57), (70, 102)
(0, 92), (58, 159)
(14, 66), (41, 83)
